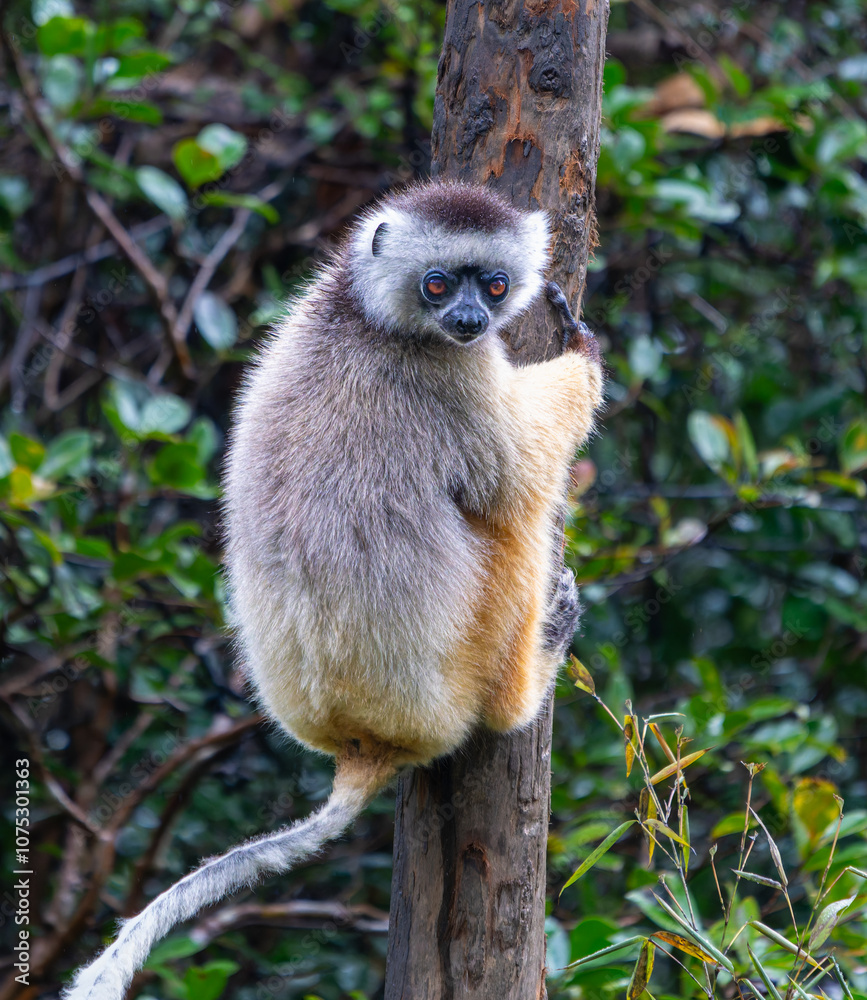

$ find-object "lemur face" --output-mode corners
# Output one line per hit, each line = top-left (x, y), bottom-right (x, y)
(418, 265), (511, 344)
(346, 181), (550, 345)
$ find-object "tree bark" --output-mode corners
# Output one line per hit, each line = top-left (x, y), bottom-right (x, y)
(385, 3), (609, 997)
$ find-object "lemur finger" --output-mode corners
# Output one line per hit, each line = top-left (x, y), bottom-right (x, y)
(545, 280), (579, 352)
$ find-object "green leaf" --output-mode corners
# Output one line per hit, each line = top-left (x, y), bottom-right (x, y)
(719, 54), (751, 97)
(148, 443), (204, 490)
(92, 17), (145, 53)
(749, 921), (821, 969)
(196, 124), (248, 171)
(41, 55), (83, 109)
(809, 897), (855, 951)
(629, 334), (663, 380)
(85, 99), (163, 125)
(193, 292), (239, 350)
(38, 430), (93, 480)
(644, 818), (690, 848)
(144, 935), (207, 967)
(10, 434), (46, 470)
(747, 944), (783, 1000)
(182, 960), (239, 1000)
(840, 418), (867, 474)
(688, 411), (731, 473)
(560, 821), (635, 893)
(0, 176), (35, 218)
(653, 179), (740, 224)
(198, 191), (279, 223)
(172, 138), (222, 189)
(37, 15), (92, 56)
(732, 869), (783, 890)
(139, 395), (192, 435)
(112, 50), (173, 80)
(173, 124), (247, 189)
(112, 550), (166, 582)
(135, 166), (188, 221)
(187, 418), (219, 465)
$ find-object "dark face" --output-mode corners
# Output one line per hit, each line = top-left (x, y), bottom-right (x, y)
(419, 266), (510, 344)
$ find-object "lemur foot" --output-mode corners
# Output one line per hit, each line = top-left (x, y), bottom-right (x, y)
(542, 566), (582, 658)
(545, 281), (601, 361)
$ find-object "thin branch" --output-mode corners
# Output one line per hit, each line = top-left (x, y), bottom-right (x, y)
(0, 215), (172, 292)
(0, 30), (194, 378)
(189, 900), (390, 946)
(9, 703), (103, 838)
(173, 207), (252, 342)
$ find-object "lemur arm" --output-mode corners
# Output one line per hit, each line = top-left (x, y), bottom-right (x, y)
(467, 284), (604, 733)
(496, 283), (604, 517)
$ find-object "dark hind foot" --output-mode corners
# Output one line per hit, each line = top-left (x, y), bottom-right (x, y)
(542, 566), (582, 658)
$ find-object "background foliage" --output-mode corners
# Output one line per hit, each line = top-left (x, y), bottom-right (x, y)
(1, 1), (865, 998)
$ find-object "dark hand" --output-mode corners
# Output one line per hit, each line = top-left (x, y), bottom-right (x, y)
(545, 281), (601, 361)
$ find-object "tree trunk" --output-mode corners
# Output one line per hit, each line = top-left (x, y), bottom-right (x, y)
(384, 2), (609, 997)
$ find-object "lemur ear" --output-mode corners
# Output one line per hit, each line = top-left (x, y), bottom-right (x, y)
(372, 222), (389, 256)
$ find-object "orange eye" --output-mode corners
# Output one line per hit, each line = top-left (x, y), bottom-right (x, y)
(426, 277), (447, 296)
(488, 278), (507, 297)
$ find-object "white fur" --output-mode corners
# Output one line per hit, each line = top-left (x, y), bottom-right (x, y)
(63, 790), (365, 1000)
(348, 204), (550, 338)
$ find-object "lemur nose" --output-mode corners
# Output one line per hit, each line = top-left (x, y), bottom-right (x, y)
(457, 314), (483, 334)
(450, 306), (488, 337)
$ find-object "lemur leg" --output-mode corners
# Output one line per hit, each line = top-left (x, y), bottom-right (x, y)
(473, 288), (603, 732)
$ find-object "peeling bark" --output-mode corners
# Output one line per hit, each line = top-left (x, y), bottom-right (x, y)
(385, 2), (609, 996)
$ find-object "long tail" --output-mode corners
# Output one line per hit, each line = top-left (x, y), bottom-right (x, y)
(64, 745), (396, 1000)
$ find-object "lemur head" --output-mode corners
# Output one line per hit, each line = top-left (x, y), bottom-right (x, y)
(346, 181), (550, 345)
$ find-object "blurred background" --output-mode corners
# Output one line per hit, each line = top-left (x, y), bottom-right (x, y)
(1, 1), (866, 998)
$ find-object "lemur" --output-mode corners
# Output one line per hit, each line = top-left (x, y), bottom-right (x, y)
(65, 180), (605, 1000)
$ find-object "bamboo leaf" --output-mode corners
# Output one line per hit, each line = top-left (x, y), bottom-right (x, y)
(560, 821), (635, 894)
(649, 748), (710, 785)
(732, 869), (784, 890)
(652, 931), (718, 965)
(830, 955), (854, 1000)
(624, 716), (636, 777)
(750, 806), (788, 887)
(628, 939), (655, 1000)
(645, 818), (690, 848)
(568, 655), (595, 695)
(809, 896), (855, 951)
(747, 944), (783, 1000)
(563, 935), (646, 971)
(652, 895), (735, 974)
(649, 722), (677, 764)
(788, 976), (820, 1000)
(749, 921), (821, 969)
(639, 789), (658, 864)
